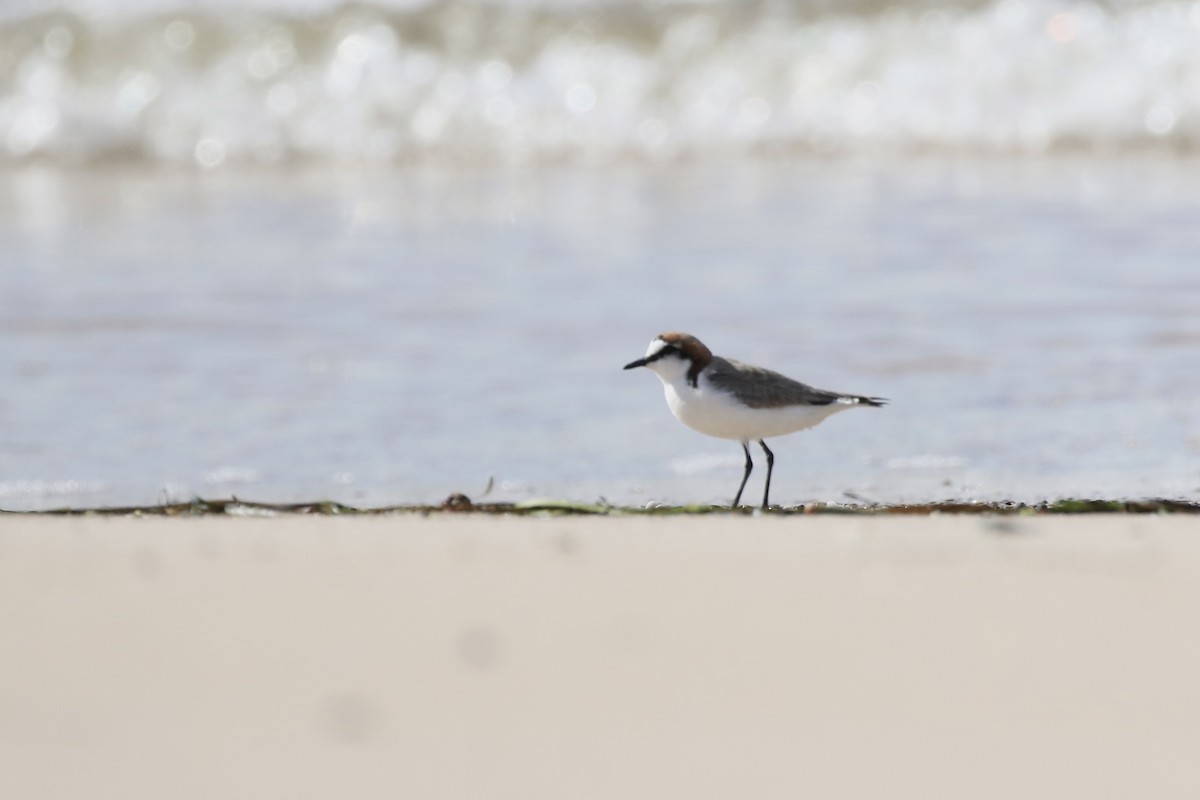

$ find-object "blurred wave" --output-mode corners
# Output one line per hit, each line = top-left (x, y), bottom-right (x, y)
(3, 0), (1200, 166)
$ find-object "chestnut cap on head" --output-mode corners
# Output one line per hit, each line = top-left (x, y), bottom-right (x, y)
(622, 332), (712, 370)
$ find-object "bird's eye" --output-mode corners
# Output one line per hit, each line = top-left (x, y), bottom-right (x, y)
(643, 343), (682, 365)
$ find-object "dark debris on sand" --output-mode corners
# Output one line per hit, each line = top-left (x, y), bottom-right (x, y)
(5, 496), (1200, 517)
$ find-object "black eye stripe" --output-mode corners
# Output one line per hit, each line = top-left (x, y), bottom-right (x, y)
(643, 344), (681, 364)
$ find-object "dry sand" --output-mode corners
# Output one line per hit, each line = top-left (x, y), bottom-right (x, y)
(2, 513), (1199, 799)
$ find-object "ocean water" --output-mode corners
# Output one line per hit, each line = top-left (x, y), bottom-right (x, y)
(4, 0), (1200, 164)
(2, 0), (1200, 510)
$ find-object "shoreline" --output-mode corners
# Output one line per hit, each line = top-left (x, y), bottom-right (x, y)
(5, 495), (1200, 517)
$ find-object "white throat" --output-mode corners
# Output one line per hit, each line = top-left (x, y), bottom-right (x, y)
(645, 353), (694, 389)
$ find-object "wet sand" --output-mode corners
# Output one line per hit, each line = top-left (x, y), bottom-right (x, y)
(7, 162), (1200, 512)
(2, 513), (1199, 799)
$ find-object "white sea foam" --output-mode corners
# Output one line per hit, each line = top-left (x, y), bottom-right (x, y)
(2, 0), (1200, 165)
(0, 479), (107, 498)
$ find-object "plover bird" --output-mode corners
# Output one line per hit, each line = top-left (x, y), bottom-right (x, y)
(624, 332), (886, 509)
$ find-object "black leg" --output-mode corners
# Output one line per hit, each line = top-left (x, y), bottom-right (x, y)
(759, 440), (774, 509)
(732, 441), (753, 509)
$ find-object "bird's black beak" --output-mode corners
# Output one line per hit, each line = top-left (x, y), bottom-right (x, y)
(623, 357), (648, 370)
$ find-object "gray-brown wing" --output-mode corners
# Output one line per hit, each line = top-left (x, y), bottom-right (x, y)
(706, 357), (885, 409)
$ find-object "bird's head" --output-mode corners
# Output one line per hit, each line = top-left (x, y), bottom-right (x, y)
(623, 332), (712, 387)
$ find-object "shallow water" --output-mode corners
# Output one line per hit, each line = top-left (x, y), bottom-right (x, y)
(2, 157), (1199, 510)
